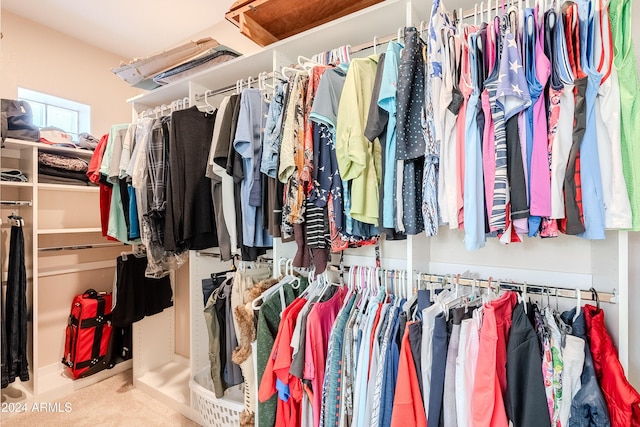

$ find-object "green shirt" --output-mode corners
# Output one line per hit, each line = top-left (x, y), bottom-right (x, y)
(336, 55), (382, 226)
(256, 278), (308, 427)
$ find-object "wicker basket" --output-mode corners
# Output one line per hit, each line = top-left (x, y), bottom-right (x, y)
(190, 366), (244, 427)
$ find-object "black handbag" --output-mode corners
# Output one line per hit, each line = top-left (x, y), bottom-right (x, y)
(1, 99), (40, 143)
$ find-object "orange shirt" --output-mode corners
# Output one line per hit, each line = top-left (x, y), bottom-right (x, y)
(390, 321), (427, 427)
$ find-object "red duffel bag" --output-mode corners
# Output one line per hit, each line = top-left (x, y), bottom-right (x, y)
(62, 289), (114, 379)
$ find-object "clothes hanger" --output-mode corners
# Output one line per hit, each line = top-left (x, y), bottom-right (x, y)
(357, 266), (370, 309)
(251, 260), (299, 310)
(202, 91), (216, 113)
(8, 212), (23, 227)
(281, 66), (300, 79)
(518, 282), (529, 313)
(573, 287), (581, 322)
(589, 287), (601, 313)
(419, 20), (427, 38)
(340, 45), (351, 63)
(474, 4), (479, 26)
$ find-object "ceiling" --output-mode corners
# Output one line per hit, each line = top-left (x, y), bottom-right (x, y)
(1, 0), (237, 59)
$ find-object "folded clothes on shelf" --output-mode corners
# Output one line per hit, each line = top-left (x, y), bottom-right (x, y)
(38, 152), (88, 172)
(39, 126), (75, 145)
(1, 168), (28, 182)
(38, 164), (90, 183)
(78, 132), (100, 150)
(152, 49), (240, 85)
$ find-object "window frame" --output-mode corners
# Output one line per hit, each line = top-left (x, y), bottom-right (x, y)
(17, 88), (91, 141)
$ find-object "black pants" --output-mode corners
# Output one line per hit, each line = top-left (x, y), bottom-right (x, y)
(2, 224), (29, 388)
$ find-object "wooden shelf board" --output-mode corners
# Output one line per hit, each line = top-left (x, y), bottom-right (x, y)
(38, 228), (102, 235)
(37, 183), (98, 192)
(3, 138), (95, 160)
(0, 181), (33, 188)
(38, 260), (116, 277)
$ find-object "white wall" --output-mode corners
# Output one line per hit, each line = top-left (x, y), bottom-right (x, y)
(0, 9), (141, 135)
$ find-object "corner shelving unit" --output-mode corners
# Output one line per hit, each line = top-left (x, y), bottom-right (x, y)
(0, 138), (132, 410)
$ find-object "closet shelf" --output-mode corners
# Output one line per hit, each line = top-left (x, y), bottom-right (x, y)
(36, 360), (132, 400)
(2, 138), (37, 152)
(0, 378), (34, 403)
(0, 181), (33, 188)
(38, 260), (116, 277)
(134, 357), (192, 416)
(2, 138), (95, 160)
(37, 227), (102, 235)
(129, 0), (423, 108)
(37, 183), (99, 192)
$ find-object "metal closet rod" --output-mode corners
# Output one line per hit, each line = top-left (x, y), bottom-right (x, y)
(193, 70), (282, 102)
(416, 273), (618, 304)
(38, 243), (128, 252)
(193, 83), (240, 102)
(195, 251), (273, 263)
(0, 200), (33, 206)
(329, 265), (616, 304)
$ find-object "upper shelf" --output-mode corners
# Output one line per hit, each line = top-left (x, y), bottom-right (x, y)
(129, 0), (428, 108)
(3, 138), (95, 160)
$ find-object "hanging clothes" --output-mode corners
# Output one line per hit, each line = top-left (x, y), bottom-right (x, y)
(505, 303), (551, 427)
(559, 307), (611, 427)
(583, 305), (640, 426)
(165, 106), (218, 252)
(610, 0), (640, 231)
(1, 218), (29, 388)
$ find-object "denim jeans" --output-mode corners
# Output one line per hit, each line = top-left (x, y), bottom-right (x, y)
(2, 223), (29, 387)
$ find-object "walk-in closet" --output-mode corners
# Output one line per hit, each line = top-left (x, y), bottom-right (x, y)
(1, 0), (639, 426)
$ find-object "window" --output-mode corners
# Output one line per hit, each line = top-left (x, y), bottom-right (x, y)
(18, 88), (91, 141)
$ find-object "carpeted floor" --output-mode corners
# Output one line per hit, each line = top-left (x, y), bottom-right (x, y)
(0, 370), (200, 427)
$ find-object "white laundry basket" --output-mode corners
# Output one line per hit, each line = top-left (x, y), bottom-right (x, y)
(190, 366), (244, 427)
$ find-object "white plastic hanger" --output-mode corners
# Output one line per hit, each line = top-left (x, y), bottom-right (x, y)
(519, 283), (529, 314)
(251, 262), (299, 310)
(235, 78), (245, 94)
(573, 288), (582, 322)
(281, 66), (299, 78)
(203, 91), (215, 113)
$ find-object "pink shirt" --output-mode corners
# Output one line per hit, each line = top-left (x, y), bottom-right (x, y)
(530, 18), (552, 217)
(303, 287), (345, 427)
